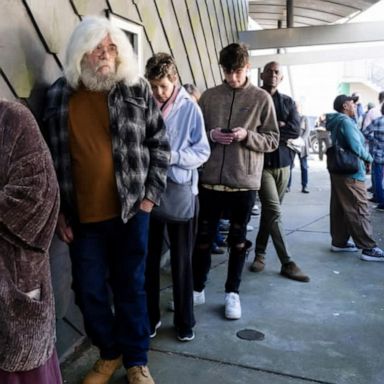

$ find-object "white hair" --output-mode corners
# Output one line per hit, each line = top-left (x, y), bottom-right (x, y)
(64, 16), (139, 88)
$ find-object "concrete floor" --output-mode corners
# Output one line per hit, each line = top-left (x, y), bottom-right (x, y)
(61, 156), (384, 384)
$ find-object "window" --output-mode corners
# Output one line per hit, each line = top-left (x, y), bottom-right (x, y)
(108, 12), (144, 75)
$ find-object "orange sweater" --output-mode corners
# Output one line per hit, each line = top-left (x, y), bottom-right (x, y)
(68, 88), (120, 223)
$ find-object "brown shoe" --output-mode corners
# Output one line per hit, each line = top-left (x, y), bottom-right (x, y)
(82, 356), (122, 384)
(250, 255), (265, 272)
(280, 261), (310, 282)
(127, 366), (154, 384)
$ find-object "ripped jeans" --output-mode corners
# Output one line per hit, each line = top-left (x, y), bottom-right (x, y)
(192, 187), (256, 293)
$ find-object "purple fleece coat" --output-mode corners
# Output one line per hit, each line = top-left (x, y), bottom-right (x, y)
(0, 101), (59, 371)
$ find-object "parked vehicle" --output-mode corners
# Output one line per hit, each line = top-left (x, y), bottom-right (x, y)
(309, 129), (327, 154)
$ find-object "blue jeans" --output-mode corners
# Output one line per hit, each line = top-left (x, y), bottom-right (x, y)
(69, 213), (150, 368)
(288, 154), (308, 189)
(373, 162), (384, 206)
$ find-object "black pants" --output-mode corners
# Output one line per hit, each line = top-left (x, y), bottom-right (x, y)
(145, 216), (195, 332)
(192, 188), (256, 293)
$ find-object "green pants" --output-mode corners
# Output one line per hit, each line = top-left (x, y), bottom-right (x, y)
(255, 166), (292, 265)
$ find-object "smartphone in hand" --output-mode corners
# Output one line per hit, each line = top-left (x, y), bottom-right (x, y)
(221, 128), (233, 133)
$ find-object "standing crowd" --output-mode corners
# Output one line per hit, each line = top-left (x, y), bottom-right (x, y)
(1, 15), (383, 384)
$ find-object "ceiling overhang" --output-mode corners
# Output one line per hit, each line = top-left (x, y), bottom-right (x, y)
(243, 1), (384, 67)
(248, 0), (380, 30)
(239, 20), (384, 49)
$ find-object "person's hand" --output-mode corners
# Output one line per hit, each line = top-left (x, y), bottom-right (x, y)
(278, 121), (286, 128)
(56, 212), (74, 244)
(210, 128), (235, 145)
(231, 127), (248, 142)
(140, 198), (154, 213)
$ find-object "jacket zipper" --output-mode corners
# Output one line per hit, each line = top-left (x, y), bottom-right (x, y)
(219, 89), (236, 183)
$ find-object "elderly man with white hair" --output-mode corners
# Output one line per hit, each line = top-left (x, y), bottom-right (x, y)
(44, 16), (170, 384)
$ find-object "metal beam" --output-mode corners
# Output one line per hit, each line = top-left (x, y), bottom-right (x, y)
(249, 45), (384, 67)
(286, 0), (293, 28)
(239, 21), (384, 50)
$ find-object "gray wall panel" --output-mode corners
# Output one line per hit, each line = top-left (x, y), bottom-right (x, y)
(220, 0), (235, 44)
(0, 0), (62, 106)
(135, 0), (171, 55)
(205, 0), (223, 56)
(185, 0), (215, 89)
(109, 0), (142, 24)
(25, 0), (79, 60)
(155, 0), (194, 85)
(0, 75), (17, 101)
(226, 0), (237, 42)
(196, 0), (222, 84)
(172, 1), (207, 91)
(72, 0), (108, 16)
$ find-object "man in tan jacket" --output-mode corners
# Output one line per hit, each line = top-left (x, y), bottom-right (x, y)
(192, 43), (279, 320)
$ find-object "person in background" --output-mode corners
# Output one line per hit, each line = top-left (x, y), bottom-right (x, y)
(352, 92), (364, 127)
(362, 102), (384, 211)
(183, 83), (201, 103)
(192, 43), (279, 320)
(326, 94), (384, 261)
(287, 102), (310, 193)
(315, 114), (331, 161)
(362, 91), (384, 199)
(362, 91), (384, 130)
(0, 100), (61, 383)
(144, 53), (210, 342)
(250, 61), (310, 283)
(44, 16), (170, 384)
(361, 101), (375, 129)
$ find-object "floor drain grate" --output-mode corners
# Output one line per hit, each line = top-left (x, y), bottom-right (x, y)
(236, 329), (265, 341)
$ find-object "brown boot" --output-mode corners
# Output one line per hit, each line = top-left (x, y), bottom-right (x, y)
(126, 366), (155, 384)
(250, 255), (265, 272)
(82, 356), (122, 384)
(280, 261), (310, 282)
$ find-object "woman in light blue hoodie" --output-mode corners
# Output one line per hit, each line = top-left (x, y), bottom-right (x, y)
(144, 53), (210, 342)
(326, 94), (384, 261)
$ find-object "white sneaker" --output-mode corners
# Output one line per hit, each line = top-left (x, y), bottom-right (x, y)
(225, 292), (241, 320)
(150, 321), (161, 338)
(251, 204), (259, 216)
(193, 290), (205, 306)
(168, 290), (205, 312)
(331, 241), (358, 252)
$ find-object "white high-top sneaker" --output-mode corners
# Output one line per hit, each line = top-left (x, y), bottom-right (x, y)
(225, 292), (241, 320)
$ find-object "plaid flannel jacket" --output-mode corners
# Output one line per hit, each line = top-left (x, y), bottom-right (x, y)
(43, 77), (170, 222)
(363, 115), (384, 165)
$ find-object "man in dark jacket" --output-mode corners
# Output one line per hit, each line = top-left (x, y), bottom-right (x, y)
(250, 61), (310, 282)
(44, 16), (170, 384)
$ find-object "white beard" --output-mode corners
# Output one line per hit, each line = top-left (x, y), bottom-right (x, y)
(80, 60), (118, 91)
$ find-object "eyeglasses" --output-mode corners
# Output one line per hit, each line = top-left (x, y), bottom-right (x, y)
(91, 44), (118, 57)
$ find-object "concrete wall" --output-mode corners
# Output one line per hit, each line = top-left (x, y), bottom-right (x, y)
(0, 0), (248, 360)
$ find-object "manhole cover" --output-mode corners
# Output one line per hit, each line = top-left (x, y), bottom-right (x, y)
(236, 329), (265, 341)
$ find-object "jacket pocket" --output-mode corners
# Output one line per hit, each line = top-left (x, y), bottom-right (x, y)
(124, 97), (148, 110)
(247, 150), (257, 175)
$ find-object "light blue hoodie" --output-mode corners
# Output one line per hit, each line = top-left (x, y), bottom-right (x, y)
(326, 112), (372, 181)
(164, 86), (210, 194)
